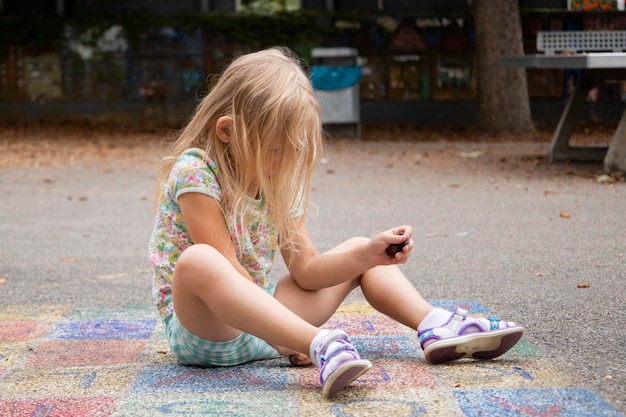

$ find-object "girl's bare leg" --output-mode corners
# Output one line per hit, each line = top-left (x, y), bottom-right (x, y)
(360, 264), (435, 330)
(273, 238), (364, 327)
(274, 237), (435, 332)
(173, 237), (434, 358)
(173, 242), (375, 394)
(171, 243), (319, 355)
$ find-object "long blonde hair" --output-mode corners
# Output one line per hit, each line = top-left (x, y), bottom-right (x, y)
(156, 47), (322, 253)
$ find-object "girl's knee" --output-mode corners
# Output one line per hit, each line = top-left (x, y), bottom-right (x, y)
(179, 243), (219, 262)
(174, 244), (223, 283)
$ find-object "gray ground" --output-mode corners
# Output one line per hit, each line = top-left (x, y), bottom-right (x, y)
(1, 131), (624, 412)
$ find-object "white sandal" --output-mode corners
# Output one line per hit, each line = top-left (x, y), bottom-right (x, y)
(418, 307), (524, 364)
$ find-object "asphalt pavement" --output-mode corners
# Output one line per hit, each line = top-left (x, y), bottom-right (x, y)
(1, 136), (624, 415)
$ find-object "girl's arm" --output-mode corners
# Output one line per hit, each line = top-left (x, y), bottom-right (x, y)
(178, 192), (253, 281)
(282, 217), (413, 290)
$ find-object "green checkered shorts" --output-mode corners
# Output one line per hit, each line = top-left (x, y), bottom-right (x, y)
(163, 281), (282, 367)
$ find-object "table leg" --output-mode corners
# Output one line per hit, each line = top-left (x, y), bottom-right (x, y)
(549, 78), (608, 163)
(604, 107), (626, 173)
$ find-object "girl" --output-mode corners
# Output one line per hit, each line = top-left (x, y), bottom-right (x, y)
(149, 47), (524, 398)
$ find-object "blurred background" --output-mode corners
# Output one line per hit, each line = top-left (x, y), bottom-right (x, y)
(1, 0), (625, 128)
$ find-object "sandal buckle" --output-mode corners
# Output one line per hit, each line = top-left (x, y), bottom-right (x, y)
(455, 307), (469, 318)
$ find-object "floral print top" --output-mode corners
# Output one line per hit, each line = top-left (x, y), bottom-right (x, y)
(149, 148), (288, 320)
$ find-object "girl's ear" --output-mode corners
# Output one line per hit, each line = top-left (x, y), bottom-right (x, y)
(216, 116), (233, 143)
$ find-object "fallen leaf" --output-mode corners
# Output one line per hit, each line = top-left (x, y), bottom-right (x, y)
(459, 150), (484, 159)
(560, 210), (570, 219)
(98, 274), (117, 280)
(596, 174), (612, 183)
(425, 233), (448, 238)
(577, 282), (590, 288)
(61, 257), (80, 262)
(0, 278), (6, 285)
(543, 190), (558, 196)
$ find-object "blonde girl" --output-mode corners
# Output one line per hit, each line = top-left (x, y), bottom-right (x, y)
(149, 47), (524, 398)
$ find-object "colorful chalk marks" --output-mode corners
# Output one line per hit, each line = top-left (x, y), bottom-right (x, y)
(0, 302), (622, 417)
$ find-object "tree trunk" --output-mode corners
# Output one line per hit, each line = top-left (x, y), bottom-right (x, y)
(473, 0), (534, 132)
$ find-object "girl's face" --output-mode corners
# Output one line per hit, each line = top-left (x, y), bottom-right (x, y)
(268, 147), (281, 178)
(247, 146), (281, 198)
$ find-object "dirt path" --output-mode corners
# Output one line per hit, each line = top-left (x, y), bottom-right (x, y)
(0, 121), (616, 169)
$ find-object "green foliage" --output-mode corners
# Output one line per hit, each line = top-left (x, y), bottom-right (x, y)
(3, 8), (607, 60)
(240, 0), (301, 14)
(0, 10), (336, 59)
(195, 11), (324, 46)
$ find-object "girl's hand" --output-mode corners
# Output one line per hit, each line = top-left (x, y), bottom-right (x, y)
(288, 352), (312, 367)
(272, 344), (312, 366)
(368, 226), (414, 265)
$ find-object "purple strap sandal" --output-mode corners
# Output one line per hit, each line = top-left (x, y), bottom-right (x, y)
(312, 329), (372, 398)
(418, 307), (524, 364)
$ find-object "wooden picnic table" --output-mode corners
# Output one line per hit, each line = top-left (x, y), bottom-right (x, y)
(500, 31), (626, 173)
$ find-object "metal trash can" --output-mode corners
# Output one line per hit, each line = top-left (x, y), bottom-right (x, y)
(310, 47), (361, 138)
